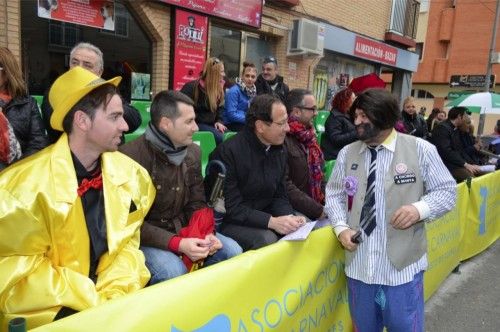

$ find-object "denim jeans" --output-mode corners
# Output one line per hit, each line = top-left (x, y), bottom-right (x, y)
(197, 123), (224, 145)
(141, 233), (242, 285)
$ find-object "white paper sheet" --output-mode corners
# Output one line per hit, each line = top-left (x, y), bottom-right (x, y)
(279, 221), (317, 241)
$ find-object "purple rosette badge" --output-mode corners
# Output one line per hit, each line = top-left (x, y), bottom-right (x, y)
(344, 176), (358, 211)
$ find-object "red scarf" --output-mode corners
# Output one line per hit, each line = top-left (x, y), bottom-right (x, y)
(288, 116), (325, 204)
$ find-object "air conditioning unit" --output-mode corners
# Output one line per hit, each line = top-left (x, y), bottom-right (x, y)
(287, 18), (325, 56)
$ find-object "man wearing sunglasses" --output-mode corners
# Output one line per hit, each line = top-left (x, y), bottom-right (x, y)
(284, 89), (326, 221)
(255, 56), (289, 103)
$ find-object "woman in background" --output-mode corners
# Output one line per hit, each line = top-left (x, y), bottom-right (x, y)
(321, 87), (357, 160)
(401, 96), (428, 139)
(181, 57), (226, 144)
(0, 47), (48, 161)
(223, 61), (257, 132)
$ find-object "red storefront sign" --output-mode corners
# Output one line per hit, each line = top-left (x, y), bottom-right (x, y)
(353, 36), (398, 66)
(37, 0), (116, 31)
(160, 0), (262, 28)
(172, 9), (208, 91)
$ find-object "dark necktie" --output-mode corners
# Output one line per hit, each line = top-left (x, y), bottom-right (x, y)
(359, 147), (378, 236)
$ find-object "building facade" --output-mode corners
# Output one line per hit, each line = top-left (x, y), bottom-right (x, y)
(412, 0), (500, 133)
(1, 0), (419, 109)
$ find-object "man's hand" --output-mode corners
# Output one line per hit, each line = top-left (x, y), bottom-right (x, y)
(464, 163), (481, 175)
(178, 238), (211, 262)
(204, 234), (223, 256)
(338, 229), (359, 252)
(268, 215), (306, 235)
(390, 205), (420, 229)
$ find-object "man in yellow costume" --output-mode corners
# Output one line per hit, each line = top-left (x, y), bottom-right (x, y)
(0, 67), (156, 330)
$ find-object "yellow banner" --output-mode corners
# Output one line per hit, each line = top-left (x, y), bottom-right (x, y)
(423, 183), (467, 300)
(33, 228), (352, 332)
(460, 171), (500, 261)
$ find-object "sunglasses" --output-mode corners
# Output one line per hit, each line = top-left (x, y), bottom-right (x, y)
(263, 56), (277, 65)
(212, 58), (221, 66)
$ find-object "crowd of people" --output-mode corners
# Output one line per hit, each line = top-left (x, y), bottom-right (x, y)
(0, 41), (498, 331)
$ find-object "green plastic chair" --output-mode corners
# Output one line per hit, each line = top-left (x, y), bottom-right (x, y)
(192, 131), (217, 177)
(317, 132), (326, 146)
(223, 131), (237, 141)
(314, 111), (330, 133)
(124, 100), (151, 143)
(31, 95), (44, 108)
(323, 159), (336, 182)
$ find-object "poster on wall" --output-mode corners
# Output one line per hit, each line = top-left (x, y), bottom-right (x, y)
(172, 9), (208, 91)
(313, 70), (328, 111)
(339, 73), (350, 88)
(37, 0), (116, 31)
(159, 0), (262, 28)
(131, 73), (151, 100)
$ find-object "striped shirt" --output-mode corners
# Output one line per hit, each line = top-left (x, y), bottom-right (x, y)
(325, 130), (456, 285)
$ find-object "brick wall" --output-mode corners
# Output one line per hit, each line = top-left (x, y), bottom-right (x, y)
(414, 0), (500, 84)
(5, 0), (395, 95)
(0, 0), (21, 63)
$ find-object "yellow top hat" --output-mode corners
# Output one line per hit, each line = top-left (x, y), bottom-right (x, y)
(49, 66), (122, 131)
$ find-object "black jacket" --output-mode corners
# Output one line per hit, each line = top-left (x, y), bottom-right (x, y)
(2, 95), (48, 157)
(180, 80), (223, 125)
(458, 131), (483, 165)
(321, 109), (357, 160)
(41, 89), (142, 144)
(430, 120), (468, 170)
(209, 128), (294, 228)
(284, 135), (323, 219)
(402, 111), (428, 139)
(255, 74), (289, 103)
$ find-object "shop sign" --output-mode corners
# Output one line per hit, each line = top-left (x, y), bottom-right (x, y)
(159, 0), (262, 28)
(37, 0), (116, 31)
(172, 9), (208, 91)
(449, 75), (495, 88)
(353, 36), (398, 66)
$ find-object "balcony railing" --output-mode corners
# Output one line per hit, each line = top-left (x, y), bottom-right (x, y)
(388, 0), (420, 39)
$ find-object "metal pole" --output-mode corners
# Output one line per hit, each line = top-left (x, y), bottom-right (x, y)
(480, 0), (500, 136)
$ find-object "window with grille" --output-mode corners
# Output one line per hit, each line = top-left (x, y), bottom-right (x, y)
(49, 21), (80, 47)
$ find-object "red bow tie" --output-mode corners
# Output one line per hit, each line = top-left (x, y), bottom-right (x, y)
(77, 173), (103, 197)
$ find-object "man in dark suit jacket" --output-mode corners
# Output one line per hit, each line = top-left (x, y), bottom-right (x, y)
(210, 94), (305, 251)
(430, 106), (482, 182)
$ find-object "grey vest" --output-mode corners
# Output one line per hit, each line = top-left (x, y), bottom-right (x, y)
(345, 134), (426, 270)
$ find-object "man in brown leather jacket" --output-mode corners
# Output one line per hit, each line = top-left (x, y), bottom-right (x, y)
(120, 90), (241, 284)
(284, 89), (326, 220)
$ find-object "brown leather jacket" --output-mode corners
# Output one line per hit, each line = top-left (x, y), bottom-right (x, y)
(284, 135), (324, 220)
(120, 136), (206, 250)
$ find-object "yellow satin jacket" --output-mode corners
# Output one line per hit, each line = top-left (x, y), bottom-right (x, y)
(0, 134), (156, 330)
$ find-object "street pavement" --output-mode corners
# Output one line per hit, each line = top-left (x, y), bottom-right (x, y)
(425, 240), (500, 332)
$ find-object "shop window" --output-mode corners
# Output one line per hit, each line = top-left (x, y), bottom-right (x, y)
(210, 27), (272, 85)
(49, 21), (81, 47)
(245, 34), (272, 70)
(210, 26), (241, 84)
(21, 0), (151, 97)
(411, 89), (434, 99)
(316, 52), (375, 111)
(101, 2), (129, 37)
